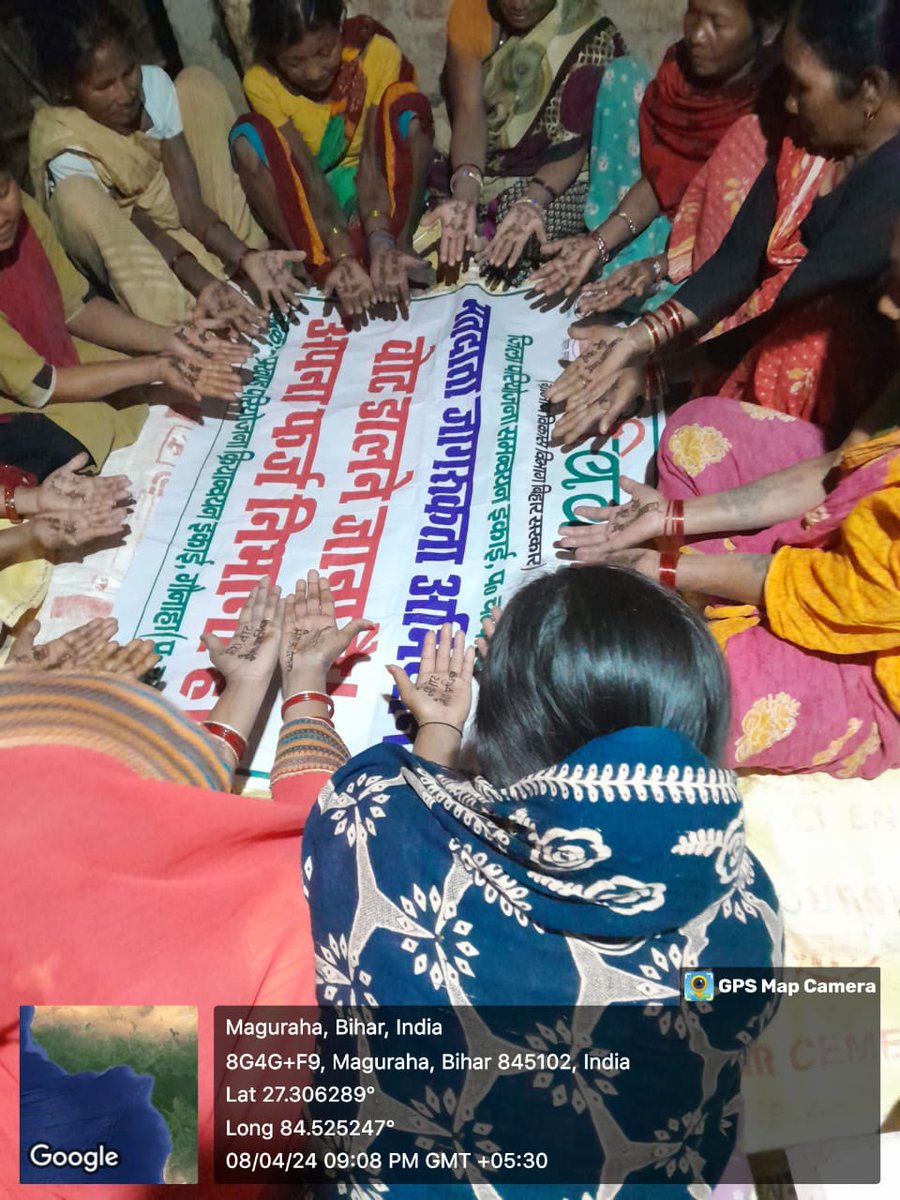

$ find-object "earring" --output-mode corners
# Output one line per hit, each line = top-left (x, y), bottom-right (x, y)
(865, 109), (876, 124)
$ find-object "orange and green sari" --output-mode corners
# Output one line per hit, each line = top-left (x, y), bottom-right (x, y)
(233, 17), (432, 277)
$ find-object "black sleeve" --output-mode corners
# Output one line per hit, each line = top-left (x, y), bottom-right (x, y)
(775, 145), (900, 309)
(702, 313), (775, 372)
(699, 138), (900, 372)
(673, 159), (778, 326)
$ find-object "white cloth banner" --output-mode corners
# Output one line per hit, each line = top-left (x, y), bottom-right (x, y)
(116, 285), (661, 783)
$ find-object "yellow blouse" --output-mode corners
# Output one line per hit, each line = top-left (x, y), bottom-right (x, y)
(244, 34), (404, 168)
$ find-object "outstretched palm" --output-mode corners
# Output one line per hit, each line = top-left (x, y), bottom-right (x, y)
(529, 235), (599, 296)
(202, 577), (283, 687)
(8, 617), (118, 671)
(557, 477), (668, 561)
(34, 454), (132, 512)
(387, 623), (475, 731)
(280, 570), (374, 693)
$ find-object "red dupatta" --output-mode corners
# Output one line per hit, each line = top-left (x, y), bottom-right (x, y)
(0, 213), (79, 369)
(640, 41), (768, 219)
(320, 16), (416, 171)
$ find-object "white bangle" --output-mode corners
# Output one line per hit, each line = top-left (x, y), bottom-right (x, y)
(450, 165), (483, 195)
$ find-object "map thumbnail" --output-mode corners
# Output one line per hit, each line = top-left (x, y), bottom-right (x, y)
(20, 1005), (198, 1184)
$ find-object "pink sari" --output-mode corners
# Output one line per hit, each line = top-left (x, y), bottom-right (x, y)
(657, 396), (900, 778)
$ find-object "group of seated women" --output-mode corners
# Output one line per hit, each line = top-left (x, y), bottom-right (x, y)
(2, 0), (898, 774)
(5, 0), (898, 342)
(1, 0), (899, 1192)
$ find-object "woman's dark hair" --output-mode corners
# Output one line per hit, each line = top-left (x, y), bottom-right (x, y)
(24, 0), (135, 100)
(473, 565), (731, 787)
(251, 0), (344, 61)
(0, 140), (11, 180)
(791, 0), (900, 93)
(746, 0), (792, 29)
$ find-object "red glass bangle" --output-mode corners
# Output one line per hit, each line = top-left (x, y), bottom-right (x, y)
(282, 691), (335, 720)
(3, 483), (22, 523)
(202, 721), (247, 762)
(0, 465), (37, 490)
(638, 309), (665, 354)
(658, 300), (686, 340)
(662, 499), (685, 551)
(658, 550), (679, 590)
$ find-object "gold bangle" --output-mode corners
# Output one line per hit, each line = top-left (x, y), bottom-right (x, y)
(614, 209), (637, 238)
(514, 196), (545, 214)
(327, 224), (354, 263)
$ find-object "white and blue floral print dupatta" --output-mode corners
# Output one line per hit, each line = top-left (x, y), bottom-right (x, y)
(302, 725), (783, 1197)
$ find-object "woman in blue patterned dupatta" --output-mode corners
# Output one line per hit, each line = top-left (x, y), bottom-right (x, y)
(302, 565), (783, 1197)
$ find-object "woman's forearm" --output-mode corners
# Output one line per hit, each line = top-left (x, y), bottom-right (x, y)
(357, 112), (392, 233)
(281, 124), (349, 255)
(447, 41), (488, 173)
(675, 551), (773, 605)
(67, 297), (171, 355)
(611, 301), (700, 365)
(202, 210), (249, 273)
(206, 679), (269, 740)
(449, 101), (487, 176)
(0, 522), (42, 569)
(413, 725), (463, 768)
(272, 665), (351, 776)
(591, 175), (661, 251)
(683, 451), (839, 535)
(523, 144), (588, 207)
(130, 208), (218, 296)
(161, 133), (249, 271)
(51, 355), (164, 402)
